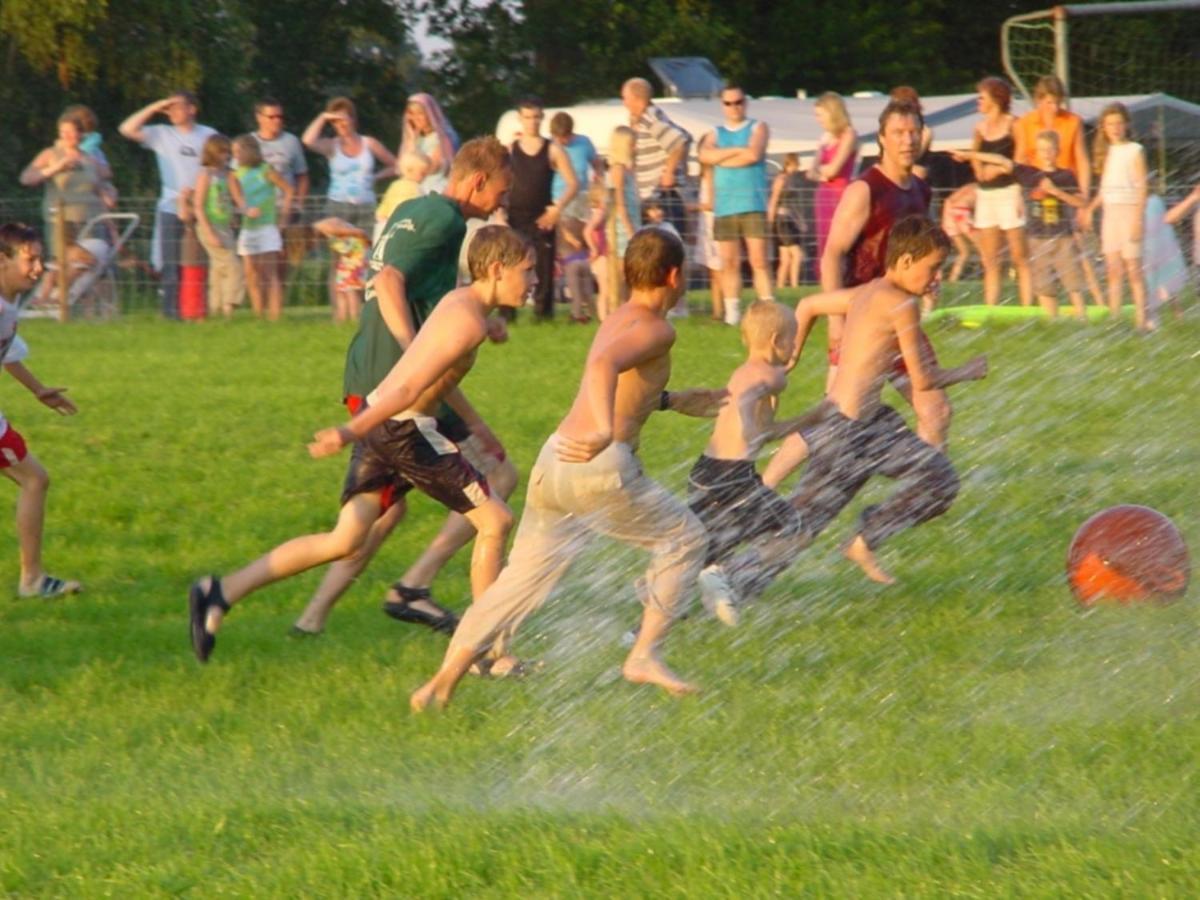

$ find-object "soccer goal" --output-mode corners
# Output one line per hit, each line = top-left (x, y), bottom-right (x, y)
(1001, 0), (1200, 104)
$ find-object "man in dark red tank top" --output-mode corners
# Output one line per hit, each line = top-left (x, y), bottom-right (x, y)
(815, 99), (950, 444)
(508, 97), (579, 321)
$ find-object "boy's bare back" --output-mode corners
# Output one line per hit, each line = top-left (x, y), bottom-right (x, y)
(705, 360), (787, 460)
(558, 300), (675, 452)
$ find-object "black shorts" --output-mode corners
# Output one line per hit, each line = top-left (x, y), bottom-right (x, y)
(776, 215), (802, 247)
(341, 415), (490, 514)
(688, 455), (803, 566)
(791, 405), (958, 549)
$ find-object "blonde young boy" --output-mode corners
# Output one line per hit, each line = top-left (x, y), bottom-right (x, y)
(188, 226), (533, 663)
(409, 227), (727, 711)
(375, 152), (431, 241)
(686, 301), (827, 625)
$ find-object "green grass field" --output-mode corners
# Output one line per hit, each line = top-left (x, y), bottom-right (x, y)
(1, 298), (1198, 897)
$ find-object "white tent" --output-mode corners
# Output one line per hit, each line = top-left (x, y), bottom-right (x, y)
(494, 91), (1200, 172)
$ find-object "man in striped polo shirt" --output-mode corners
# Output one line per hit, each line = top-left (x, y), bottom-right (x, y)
(621, 77), (691, 237)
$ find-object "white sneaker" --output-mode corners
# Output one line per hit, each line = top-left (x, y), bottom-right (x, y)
(698, 564), (739, 626)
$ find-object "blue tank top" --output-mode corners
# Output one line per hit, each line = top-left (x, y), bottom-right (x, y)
(329, 140), (376, 205)
(713, 120), (767, 218)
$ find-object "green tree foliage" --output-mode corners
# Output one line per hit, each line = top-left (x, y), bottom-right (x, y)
(0, 0), (417, 196)
(413, 0), (1056, 138)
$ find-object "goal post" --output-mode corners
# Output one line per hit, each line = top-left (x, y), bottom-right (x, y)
(1002, 0), (1200, 104)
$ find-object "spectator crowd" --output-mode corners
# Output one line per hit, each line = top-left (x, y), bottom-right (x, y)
(12, 74), (1198, 331)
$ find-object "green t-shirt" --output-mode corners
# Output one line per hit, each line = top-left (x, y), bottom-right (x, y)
(343, 194), (467, 402)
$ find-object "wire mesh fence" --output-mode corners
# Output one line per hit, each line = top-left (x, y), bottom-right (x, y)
(0, 180), (1195, 320)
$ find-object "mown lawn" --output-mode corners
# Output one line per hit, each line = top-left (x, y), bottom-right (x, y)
(1, 299), (1197, 896)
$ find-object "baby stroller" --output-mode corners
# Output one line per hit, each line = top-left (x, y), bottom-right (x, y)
(23, 212), (140, 320)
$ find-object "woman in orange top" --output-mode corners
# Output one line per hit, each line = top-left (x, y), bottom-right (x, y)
(1013, 76), (1090, 198)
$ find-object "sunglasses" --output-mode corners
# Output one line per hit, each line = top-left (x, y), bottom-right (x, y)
(723, 99), (745, 107)
(259, 113), (284, 120)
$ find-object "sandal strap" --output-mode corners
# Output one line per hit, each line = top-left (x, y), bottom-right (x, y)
(208, 578), (231, 612)
(39, 576), (66, 596)
(390, 582), (432, 601)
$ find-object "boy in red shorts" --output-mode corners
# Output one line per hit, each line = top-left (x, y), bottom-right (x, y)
(0, 223), (80, 598)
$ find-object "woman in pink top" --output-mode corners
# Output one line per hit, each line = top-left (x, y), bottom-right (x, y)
(807, 92), (858, 260)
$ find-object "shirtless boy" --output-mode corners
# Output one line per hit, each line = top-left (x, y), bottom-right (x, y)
(687, 301), (828, 625)
(292, 138), (518, 637)
(188, 226), (532, 662)
(410, 227), (727, 711)
(763, 99), (949, 491)
(780, 216), (987, 584)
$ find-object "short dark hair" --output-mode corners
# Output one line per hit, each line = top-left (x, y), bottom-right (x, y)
(885, 215), (950, 269)
(977, 77), (1012, 113)
(516, 96), (544, 112)
(549, 111), (573, 137)
(624, 227), (685, 289)
(172, 90), (199, 109)
(255, 97), (282, 113)
(0, 223), (42, 259)
(467, 225), (532, 281)
(722, 83), (745, 95)
(878, 99), (924, 135)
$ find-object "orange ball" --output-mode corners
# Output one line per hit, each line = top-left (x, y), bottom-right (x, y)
(1067, 505), (1191, 605)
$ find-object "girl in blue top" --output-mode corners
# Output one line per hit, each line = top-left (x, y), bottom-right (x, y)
(232, 134), (293, 321)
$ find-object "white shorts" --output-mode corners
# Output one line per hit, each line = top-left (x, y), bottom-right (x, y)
(693, 211), (722, 271)
(237, 225), (283, 257)
(973, 183), (1025, 231)
(1101, 204), (1143, 260)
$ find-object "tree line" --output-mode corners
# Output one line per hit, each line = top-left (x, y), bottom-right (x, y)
(1, 0), (1142, 197)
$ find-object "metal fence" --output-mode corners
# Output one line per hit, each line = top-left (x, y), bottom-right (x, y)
(0, 183), (1195, 319)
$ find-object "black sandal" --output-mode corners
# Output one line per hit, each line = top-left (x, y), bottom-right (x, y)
(382, 583), (459, 635)
(188, 576), (230, 663)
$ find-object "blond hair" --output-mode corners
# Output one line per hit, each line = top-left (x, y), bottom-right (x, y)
(201, 133), (232, 168)
(399, 151), (431, 181)
(741, 300), (795, 349)
(610, 125), (635, 168)
(232, 134), (263, 167)
(1092, 102), (1132, 177)
(816, 92), (851, 134)
(448, 136), (511, 184)
(467, 225), (531, 281)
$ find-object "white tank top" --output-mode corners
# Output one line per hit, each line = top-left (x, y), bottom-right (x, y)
(1100, 141), (1144, 206)
(328, 139), (376, 205)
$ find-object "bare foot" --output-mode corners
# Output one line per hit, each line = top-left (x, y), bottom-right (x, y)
(410, 679), (448, 713)
(843, 535), (896, 585)
(468, 654), (527, 678)
(292, 611), (327, 634)
(622, 654), (698, 696)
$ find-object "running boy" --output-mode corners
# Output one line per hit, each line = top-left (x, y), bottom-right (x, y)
(780, 216), (987, 585)
(0, 224), (80, 598)
(687, 301), (828, 625)
(410, 227), (726, 711)
(188, 226), (532, 662)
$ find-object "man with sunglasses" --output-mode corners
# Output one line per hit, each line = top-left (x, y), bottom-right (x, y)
(252, 99), (310, 284)
(697, 84), (772, 325)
